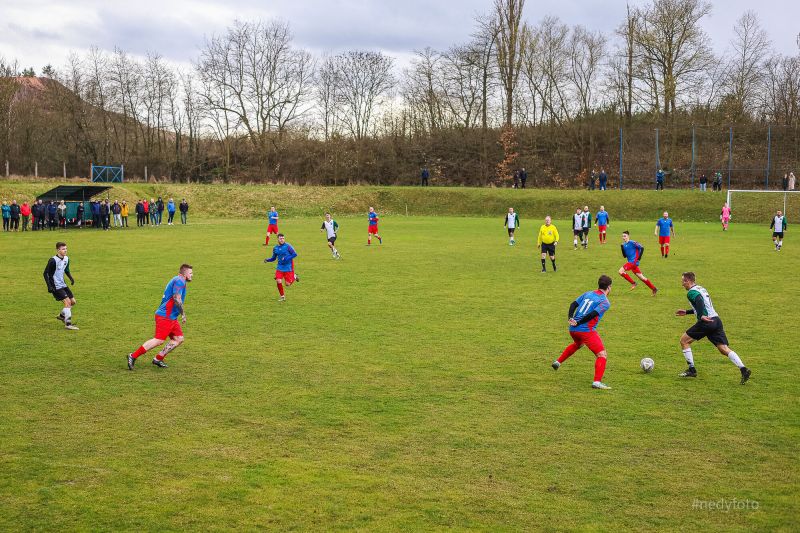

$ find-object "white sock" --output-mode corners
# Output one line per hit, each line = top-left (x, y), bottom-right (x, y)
(779, 240), (783, 248)
(574, 238), (577, 246)
(727, 351), (744, 369)
(682, 348), (694, 366)
(63, 307), (72, 324)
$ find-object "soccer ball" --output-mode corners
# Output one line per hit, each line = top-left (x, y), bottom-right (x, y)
(640, 357), (655, 373)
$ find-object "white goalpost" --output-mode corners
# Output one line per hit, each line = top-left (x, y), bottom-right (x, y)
(727, 190), (800, 215)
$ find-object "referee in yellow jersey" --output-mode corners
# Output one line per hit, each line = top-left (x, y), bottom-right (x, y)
(537, 215), (560, 273)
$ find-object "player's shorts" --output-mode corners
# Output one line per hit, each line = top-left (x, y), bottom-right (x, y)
(52, 287), (74, 301)
(659, 236), (671, 244)
(507, 227), (516, 235)
(721, 217), (730, 223)
(541, 242), (556, 256)
(327, 236), (337, 244)
(154, 314), (183, 340)
(598, 225), (607, 232)
(573, 229), (583, 236)
(267, 224), (279, 234)
(568, 330), (606, 354)
(368, 225), (379, 234)
(582, 228), (590, 236)
(773, 231), (784, 238)
(275, 270), (295, 285)
(686, 317), (729, 346)
(622, 262), (642, 274)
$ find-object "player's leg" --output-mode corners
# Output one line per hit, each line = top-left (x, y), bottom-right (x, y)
(709, 322), (751, 383)
(678, 332), (698, 377)
(634, 271), (657, 295)
(554, 332), (584, 368)
(60, 295), (78, 329)
(549, 252), (556, 271)
(618, 265), (636, 286)
(573, 230), (578, 249)
(154, 334), (184, 367)
(540, 251), (547, 272)
(128, 336), (167, 369)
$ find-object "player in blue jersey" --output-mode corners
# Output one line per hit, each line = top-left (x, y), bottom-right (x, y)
(367, 207), (382, 245)
(265, 233), (298, 301)
(654, 211), (675, 258)
(552, 275), (614, 389)
(127, 264), (193, 370)
(619, 231), (658, 295)
(265, 206), (279, 246)
(595, 206), (610, 244)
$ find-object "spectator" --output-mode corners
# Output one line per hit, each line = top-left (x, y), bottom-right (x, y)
(9, 200), (20, 231)
(1, 201), (9, 231)
(121, 201), (129, 227)
(57, 200), (67, 228)
(656, 168), (665, 191)
(699, 173), (707, 192)
(47, 201), (58, 230)
(789, 172), (796, 191)
(149, 198), (157, 225)
(143, 198), (150, 225)
(588, 170), (596, 191)
(34, 199), (45, 230)
(156, 197), (165, 225)
(135, 200), (143, 226)
(91, 200), (101, 228)
(167, 198), (176, 225)
(598, 168), (608, 190)
(513, 170), (520, 189)
(104, 198), (112, 228)
(421, 167), (429, 186)
(713, 171), (723, 192)
(179, 198), (189, 224)
(782, 173), (788, 191)
(99, 200), (109, 230)
(20, 200), (31, 231)
(111, 200), (122, 227)
(520, 167), (528, 189)
(76, 202), (85, 228)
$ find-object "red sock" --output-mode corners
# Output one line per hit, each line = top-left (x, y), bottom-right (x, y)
(368, 237), (371, 244)
(621, 272), (635, 284)
(665, 245), (669, 255)
(277, 282), (285, 296)
(558, 343), (580, 363)
(266, 235), (270, 245)
(643, 278), (656, 290)
(594, 356), (607, 382)
(132, 345), (147, 359)
(155, 352), (166, 361)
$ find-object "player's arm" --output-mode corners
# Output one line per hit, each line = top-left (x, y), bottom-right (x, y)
(321, 222), (325, 232)
(264, 251), (277, 263)
(671, 221), (675, 237)
(173, 293), (186, 322)
(503, 215), (507, 227)
(333, 221), (338, 233)
(620, 244), (626, 258)
(64, 260), (75, 285)
(654, 223), (658, 236)
(553, 227), (559, 244)
(536, 227), (542, 247)
(568, 300), (578, 319)
(43, 258), (56, 292)
(286, 245), (298, 261)
(770, 218), (775, 229)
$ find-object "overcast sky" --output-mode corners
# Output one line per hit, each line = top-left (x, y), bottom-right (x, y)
(1, 0), (797, 73)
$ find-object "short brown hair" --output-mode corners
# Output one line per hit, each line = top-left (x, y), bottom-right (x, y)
(56, 242), (66, 249)
(179, 264), (193, 274)
(682, 272), (696, 283)
(598, 275), (613, 290)
(622, 230), (630, 236)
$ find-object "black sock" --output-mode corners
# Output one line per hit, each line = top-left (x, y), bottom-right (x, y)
(551, 259), (556, 270)
(541, 259), (546, 270)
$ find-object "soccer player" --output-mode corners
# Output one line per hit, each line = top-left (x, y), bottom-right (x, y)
(572, 208), (583, 250)
(720, 203), (731, 231)
(619, 231), (658, 295)
(654, 211), (675, 258)
(536, 216), (559, 272)
(770, 210), (787, 251)
(552, 274), (614, 390)
(127, 264), (193, 370)
(675, 272), (751, 384)
(321, 212), (340, 259)
(504, 207), (520, 245)
(265, 206), (279, 246)
(367, 207), (382, 245)
(265, 233), (298, 301)
(595, 205), (610, 244)
(581, 205), (592, 249)
(43, 242), (79, 330)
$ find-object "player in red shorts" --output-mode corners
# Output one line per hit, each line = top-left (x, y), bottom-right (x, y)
(552, 275), (614, 389)
(619, 230), (657, 295)
(595, 206), (610, 244)
(264, 233), (298, 301)
(654, 211), (675, 258)
(367, 206), (382, 245)
(127, 264), (193, 370)
(265, 206), (279, 245)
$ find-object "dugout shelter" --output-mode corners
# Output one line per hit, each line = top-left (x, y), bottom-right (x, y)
(36, 185), (113, 226)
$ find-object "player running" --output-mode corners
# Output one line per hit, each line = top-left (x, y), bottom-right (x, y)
(552, 274), (614, 390)
(264, 206), (279, 246)
(595, 205), (610, 244)
(43, 241), (79, 330)
(581, 206), (592, 248)
(654, 211), (675, 258)
(321, 212), (340, 259)
(720, 203), (731, 231)
(536, 216), (559, 272)
(675, 272), (751, 384)
(504, 207), (520, 246)
(265, 233), (298, 301)
(572, 208), (583, 250)
(619, 231), (658, 295)
(770, 210), (787, 251)
(367, 207), (382, 245)
(127, 264), (193, 370)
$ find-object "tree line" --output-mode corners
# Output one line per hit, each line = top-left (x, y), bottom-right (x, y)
(0, 0), (798, 187)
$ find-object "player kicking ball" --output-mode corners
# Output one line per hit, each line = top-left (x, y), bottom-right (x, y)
(552, 275), (614, 389)
(504, 207), (519, 245)
(43, 241), (79, 330)
(367, 207), (382, 245)
(675, 272), (751, 384)
(321, 212), (340, 259)
(619, 231), (657, 295)
(265, 233), (298, 301)
(127, 264), (193, 370)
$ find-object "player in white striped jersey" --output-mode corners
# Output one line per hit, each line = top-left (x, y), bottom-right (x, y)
(43, 241), (78, 330)
(572, 208), (583, 250)
(321, 212), (341, 259)
(770, 210), (787, 251)
(504, 208), (519, 245)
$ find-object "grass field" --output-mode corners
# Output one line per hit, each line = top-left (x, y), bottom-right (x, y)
(0, 214), (797, 531)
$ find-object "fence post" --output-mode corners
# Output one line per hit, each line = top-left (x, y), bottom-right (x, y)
(691, 125), (695, 189)
(63, 162), (66, 179)
(90, 162), (93, 181)
(727, 126), (733, 190)
(4, 160), (8, 177)
(619, 127), (624, 190)
(655, 128), (660, 172)
(766, 124), (771, 189)
(35, 161), (38, 178)
(145, 165), (148, 181)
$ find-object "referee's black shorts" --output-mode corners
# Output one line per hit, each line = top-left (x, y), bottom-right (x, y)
(541, 243), (556, 256)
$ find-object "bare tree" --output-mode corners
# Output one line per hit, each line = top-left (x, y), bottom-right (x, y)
(494, 0), (527, 126)
(726, 11), (771, 119)
(331, 50), (394, 140)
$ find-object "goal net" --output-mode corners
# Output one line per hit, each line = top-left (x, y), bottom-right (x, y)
(726, 190), (800, 223)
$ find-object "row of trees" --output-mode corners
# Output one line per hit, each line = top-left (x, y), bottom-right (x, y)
(1, 0), (798, 186)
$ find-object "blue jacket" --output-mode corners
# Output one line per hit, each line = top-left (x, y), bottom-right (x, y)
(1, 204), (9, 219)
(167, 201), (176, 213)
(265, 243), (298, 272)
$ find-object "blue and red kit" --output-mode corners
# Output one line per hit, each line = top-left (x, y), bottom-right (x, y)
(156, 275), (187, 320)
